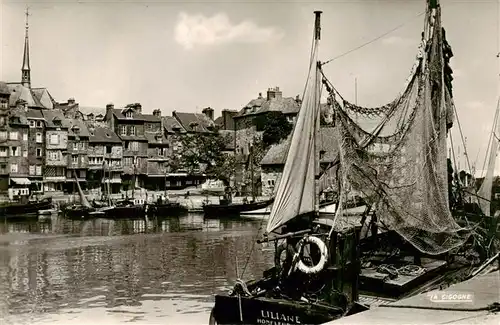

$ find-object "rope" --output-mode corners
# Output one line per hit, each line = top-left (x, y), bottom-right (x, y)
(379, 302), (500, 312)
(376, 263), (426, 278)
(321, 11), (425, 66)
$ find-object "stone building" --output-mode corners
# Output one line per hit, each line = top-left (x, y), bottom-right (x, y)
(26, 108), (45, 193)
(42, 110), (69, 193)
(104, 103), (148, 189)
(259, 127), (338, 197)
(86, 125), (123, 194)
(65, 118), (90, 192)
(0, 82), (10, 194)
(143, 109), (170, 191)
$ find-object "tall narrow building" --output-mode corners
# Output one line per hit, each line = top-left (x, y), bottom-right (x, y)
(21, 7), (31, 88)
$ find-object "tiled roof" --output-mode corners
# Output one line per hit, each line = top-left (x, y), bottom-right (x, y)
(9, 112), (29, 126)
(144, 131), (168, 144)
(26, 108), (45, 120)
(88, 126), (121, 143)
(112, 108), (145, 121)
(173, 111), (215, 133)
(31, 88), (55, 109)
(235, 95), (301, 118)
(219, 129), (235, 150)
(260, 127), (338, 166)
(142, 114), (162, 122)
(7, 83), (37, 107)
(41, 110), (70, 128)
(162, 116), (186, 133)
(68, 118), (90, 137)
(119, 134), (148, 141)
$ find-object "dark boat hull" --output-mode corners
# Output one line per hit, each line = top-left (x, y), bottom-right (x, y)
(147, 203), (188, 217)
(203, 198), (274, 217)
(211, 294), (343, 325)
(104, 205), (145, 219)
(63, 206), (94, 219)
(0, 199), (53, 218)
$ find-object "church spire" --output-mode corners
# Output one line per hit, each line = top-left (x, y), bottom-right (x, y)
(21, 6), (31, 88)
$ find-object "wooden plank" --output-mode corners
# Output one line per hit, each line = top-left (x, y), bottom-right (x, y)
(324, 271), (500, 324)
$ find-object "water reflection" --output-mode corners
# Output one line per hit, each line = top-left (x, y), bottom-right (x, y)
(0, 215), (273, 324)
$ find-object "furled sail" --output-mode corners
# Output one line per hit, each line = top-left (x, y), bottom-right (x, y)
(477, 100), (500, 216)
(266, 31), (322, 234)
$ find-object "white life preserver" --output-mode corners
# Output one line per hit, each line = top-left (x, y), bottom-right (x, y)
(295, 235), (328, 274)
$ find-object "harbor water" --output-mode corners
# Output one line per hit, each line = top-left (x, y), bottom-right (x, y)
(0, 214), (274, 325)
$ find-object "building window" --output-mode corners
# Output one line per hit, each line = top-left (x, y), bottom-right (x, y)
(106, 146), (112, 154)
(267, 179), (275, 186)
(72, 155), (78, 164)
(0, 101), (7, 109)
(0, 147), (7, 157)
(22, 133), (28, 141)
(120, 125), (126, 135)
(80, 142), (85, 150)
(81, 156), (85, 163)
(124, 157), (133, 166)
(0, 131), (6, 140)
(157, 147), (166, 156)
(10, 146), (19, 157)
(29, 120), (36, 128)
(9, 132), (18, 140)
(22, 149), (28, 157)
(36, 121), (43, 128)
(73, 142), (78, 151)
(36, 148), (42, 157)
(49, 134), (60, 145)
(36, 133), (42, 143)
(36, 165), (42, 175)
(29, 165), (35, 175)
(79, 170), (85, 178)
(0, 117), (4, 126)
(10, 164), (18, 173)
(130, 126), (136, 136)
(49, 151), (59, 160)
(126, 111), (133, 118)
(131, 141), (139, 151)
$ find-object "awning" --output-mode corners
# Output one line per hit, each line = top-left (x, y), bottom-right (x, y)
(10, 178), (32, 185)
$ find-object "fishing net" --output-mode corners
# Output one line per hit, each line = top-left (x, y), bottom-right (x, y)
(329, 6), (471, 255)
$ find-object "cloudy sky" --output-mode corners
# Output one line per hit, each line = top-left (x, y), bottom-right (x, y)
(1, 0), (499, 174)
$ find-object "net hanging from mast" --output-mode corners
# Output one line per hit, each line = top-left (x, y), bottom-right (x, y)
(323, 4), (471, 255)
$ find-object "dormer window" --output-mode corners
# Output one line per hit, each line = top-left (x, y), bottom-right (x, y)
(126, 111), (133, 118)
(53, 118), (62, 126)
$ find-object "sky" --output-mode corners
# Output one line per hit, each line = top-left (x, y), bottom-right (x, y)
(1, 0), (500, 175)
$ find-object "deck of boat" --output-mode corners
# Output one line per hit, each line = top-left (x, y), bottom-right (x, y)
(324, 271), (500, 324)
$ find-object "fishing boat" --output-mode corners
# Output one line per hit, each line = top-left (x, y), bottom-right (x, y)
(62, 170), (95, 219)
(209, 2), (498, 324)
(0, 197), (53, 218)
(147, 198), (188, 217)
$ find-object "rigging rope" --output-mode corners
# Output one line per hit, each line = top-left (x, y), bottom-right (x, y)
(321, 11), (425, 66)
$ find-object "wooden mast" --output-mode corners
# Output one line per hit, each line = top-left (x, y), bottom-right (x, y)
(314, 10), (322, 214)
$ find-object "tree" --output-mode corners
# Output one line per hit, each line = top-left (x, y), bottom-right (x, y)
(176, 132), (237, 185)
(253, 111), (293, 147)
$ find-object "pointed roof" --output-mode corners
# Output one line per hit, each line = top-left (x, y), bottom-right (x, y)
(173, 111), (215, 133)
(6, 83), (36, 107)
(31, 88), (55, 109)
(162, 116), (186, 133)
(21, 7), (31, 87)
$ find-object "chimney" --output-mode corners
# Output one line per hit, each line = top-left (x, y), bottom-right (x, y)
(153, 109), (161, 117)
(68, 98), (75, 105)
(106, 103), (114, 114)
(202, 107), (214, 120)
(258, 92), (263, 99)
(266, 86), (282, 100)
(295, 94), (302, 105)
(135, 103), (142, 114)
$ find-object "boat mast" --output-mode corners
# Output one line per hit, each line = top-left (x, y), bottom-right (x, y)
(314, 10), (322, 214)
(250, 144), (255, 202)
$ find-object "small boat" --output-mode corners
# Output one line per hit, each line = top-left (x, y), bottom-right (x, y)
(147, 200), (188, 217)
(0, 198), (53, 218)
(203, 197), (274, 217)
(62, 204), (94, 219)
(103, 199), (146, 219)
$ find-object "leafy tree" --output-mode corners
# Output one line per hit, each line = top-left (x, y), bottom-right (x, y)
(176, 132), (237, 185)
(253, 111), (293, 147)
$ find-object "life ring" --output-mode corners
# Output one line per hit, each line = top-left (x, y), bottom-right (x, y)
(295, 236), (328, 274)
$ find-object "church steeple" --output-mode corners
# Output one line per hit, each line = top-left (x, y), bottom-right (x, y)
(21, 7), (31, 88)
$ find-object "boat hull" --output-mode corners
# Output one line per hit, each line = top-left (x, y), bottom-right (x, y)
(1, 199), (53, 219)
(203, 199), (274, 217)
(211, 294), (343, 325)
(104, 205), (145, 219)
(147, 203), (188, 217)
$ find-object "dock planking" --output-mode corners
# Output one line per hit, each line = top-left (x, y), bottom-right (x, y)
(325, 271), (500, 325)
